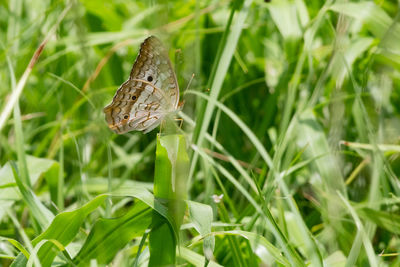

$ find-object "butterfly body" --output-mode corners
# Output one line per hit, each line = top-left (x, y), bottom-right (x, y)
(103, 36), (180, 134)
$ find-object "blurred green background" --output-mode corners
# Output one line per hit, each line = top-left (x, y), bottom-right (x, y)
(1, 0), (400, 266)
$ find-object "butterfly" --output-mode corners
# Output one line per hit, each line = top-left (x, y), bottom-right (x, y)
(103, 36), (180, 134)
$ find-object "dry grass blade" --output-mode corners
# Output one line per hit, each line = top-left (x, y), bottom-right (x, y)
(0, 4), (71, 133)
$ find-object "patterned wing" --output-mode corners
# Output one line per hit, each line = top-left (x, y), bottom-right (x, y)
(103, 36), (179, 134)
(130, 36), (179, 109)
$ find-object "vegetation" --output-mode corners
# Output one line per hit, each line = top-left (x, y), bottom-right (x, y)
(1, 0), (400, 266)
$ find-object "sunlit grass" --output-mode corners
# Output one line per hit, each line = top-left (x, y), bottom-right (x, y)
(1, 0), (400, 266)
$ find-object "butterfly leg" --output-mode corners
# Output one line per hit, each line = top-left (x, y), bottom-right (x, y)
(183, 73), (195, 94)
(174, 118), (183, 129)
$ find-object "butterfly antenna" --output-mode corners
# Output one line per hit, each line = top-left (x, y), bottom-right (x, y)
(183, 73), (195, 93)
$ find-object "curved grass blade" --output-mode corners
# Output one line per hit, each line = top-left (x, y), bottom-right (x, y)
(11, 195), (107, 266)
(73, 200), (152, 265)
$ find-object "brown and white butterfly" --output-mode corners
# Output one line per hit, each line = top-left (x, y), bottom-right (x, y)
(103, 36), (180, 134)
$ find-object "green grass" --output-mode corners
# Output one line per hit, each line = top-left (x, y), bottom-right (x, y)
(1, 0), (400, 266)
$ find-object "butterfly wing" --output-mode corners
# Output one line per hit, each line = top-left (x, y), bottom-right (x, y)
(103, 78), (165, 134)
(130, 36), (179, 109)
(103, 36), (179, 134)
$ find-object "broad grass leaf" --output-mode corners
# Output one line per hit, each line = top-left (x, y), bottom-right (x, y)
(73, 200), (152, 265)
(149, 134), (190, 266)
(267, 0), (303, 39)
(323, 250), (346, 267)
(155, 134), (188, 200)
(4, 238), (29, 259)
(84, 177), (153, 193)
(155, 134), (189, 221)
(149, 216), (176, 267)
(188, 201), (215, 262)
(111, 184), (174, 228)
(11, 195), (107, 267)
(178, 247), (223, 267)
